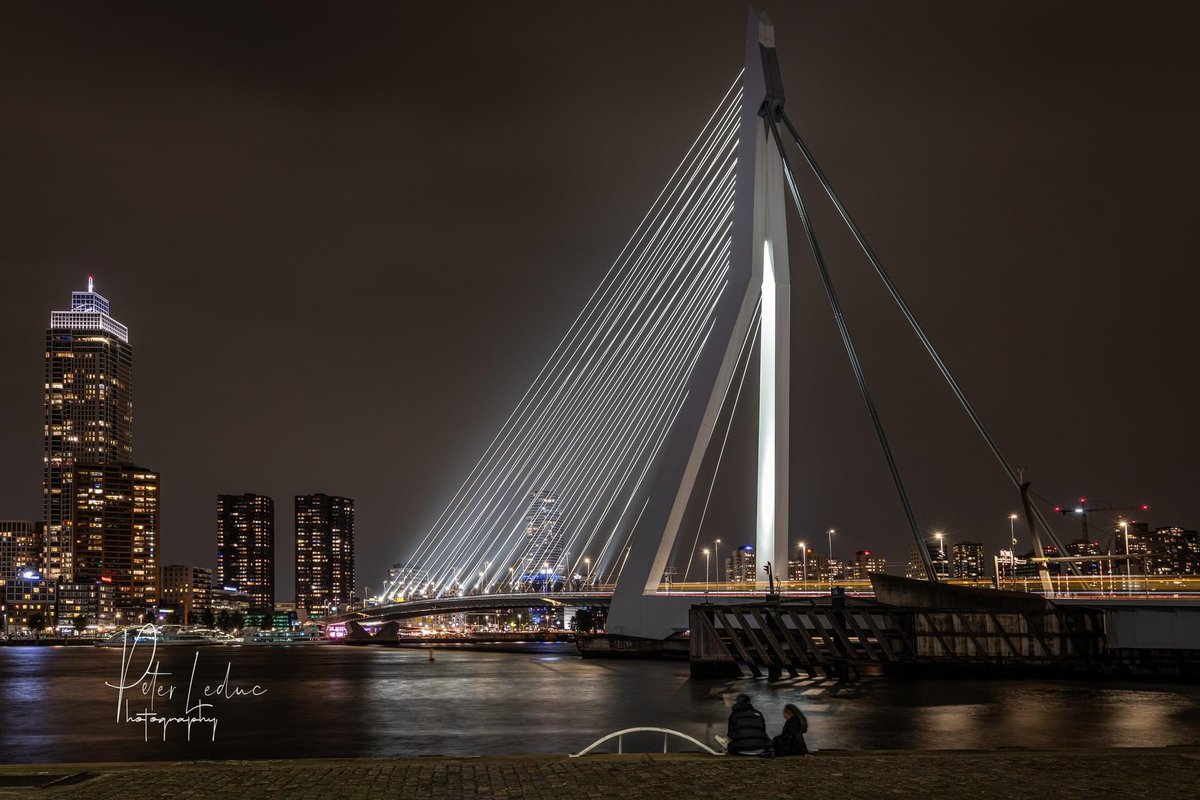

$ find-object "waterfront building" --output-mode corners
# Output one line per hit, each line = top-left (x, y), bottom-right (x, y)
(160, 565), (213, 624)
(724, 544), (756, 583)
(951, 542), (986, 580)
(43, 278), (133, 580)
(295, 494), (355, 618)
(72, 463), (160, 608)
(2, 575), (56, 631)
(56, 578), (116, 630)
(216, 493), (275, 611)
(0, 521), (42, 580)
(844, 550), (888, 580)
(515, 490), (564, 589)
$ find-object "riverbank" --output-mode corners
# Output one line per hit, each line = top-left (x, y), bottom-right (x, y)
(3, 748), (1195, 799)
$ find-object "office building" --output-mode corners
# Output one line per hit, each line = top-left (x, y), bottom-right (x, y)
(295, 494), (355, 618)
(43, 278), (133, 579)
(72, 463), (160, 608)
(216, 494), (275, 611)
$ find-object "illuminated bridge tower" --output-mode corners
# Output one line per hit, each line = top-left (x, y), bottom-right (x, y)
(607, 11), (792, 637)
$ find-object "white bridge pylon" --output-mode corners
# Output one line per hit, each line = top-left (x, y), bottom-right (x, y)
(607, 11), (790, 638)
(391, 11), (792, 635)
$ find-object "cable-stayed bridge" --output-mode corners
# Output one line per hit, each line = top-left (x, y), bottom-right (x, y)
(356, 10), (1091, 639)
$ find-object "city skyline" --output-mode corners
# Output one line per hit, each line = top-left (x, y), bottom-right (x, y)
(0, 3), (1196, 600)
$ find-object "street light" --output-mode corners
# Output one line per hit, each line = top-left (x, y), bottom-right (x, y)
(1008, 514), (1018, 589)
(798, 541), (807, 589)
(714, 539), (722, 591)
(1121, 521), (1132, 594)
(703, 548), (711, 594)
(584, 557), (592, 588)
(935, 532), (945, 579)
(827, 529), (835, 587)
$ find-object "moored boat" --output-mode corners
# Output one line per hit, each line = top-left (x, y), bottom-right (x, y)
(94, 625), (227, 648)
(241, 627), (330, 645)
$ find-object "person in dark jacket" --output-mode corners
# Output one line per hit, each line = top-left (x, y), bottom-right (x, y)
(771, 703), (810, 757)
(725, 694), (771, 755)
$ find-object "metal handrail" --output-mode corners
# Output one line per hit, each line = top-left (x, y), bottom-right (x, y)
(569, 727), (723, 757)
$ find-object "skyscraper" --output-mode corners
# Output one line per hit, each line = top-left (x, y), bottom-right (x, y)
(294, 494), (355, 618)
(516, 490), (564, 589)
(217, 494), (275, 611)
(43, 278), (133, 579)
(72, 463), (160, 608)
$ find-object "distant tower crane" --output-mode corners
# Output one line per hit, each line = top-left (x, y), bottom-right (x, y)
(1053, 498), (1151, 544)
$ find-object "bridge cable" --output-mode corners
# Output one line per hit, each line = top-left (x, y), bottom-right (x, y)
(776, 110), (1076, 569)
(765, 110), (937, 583)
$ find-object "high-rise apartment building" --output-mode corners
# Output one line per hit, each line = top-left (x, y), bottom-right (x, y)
(216, 494), (275, 611)
(72, 463), (160, 608)
(294, 494), (355, 617)
(44, 278), (133, 579)
(725, 544), (756, 583)
(516, 490), (564, 588)
(0, 521), (42, 580)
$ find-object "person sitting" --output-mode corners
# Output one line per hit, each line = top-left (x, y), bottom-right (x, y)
(771, 703), (810, 757)
(725, 694), (771, 755)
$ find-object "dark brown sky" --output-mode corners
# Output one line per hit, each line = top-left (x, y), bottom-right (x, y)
(1, 2), (1196, 598)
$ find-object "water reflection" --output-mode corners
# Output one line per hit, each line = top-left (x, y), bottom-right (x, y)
(0, 644), (1198, 763)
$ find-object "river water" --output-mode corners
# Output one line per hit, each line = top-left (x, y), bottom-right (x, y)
(2, 643), (1198, 763)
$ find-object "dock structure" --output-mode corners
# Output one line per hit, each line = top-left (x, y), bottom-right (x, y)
(690, 574), (1200, 679)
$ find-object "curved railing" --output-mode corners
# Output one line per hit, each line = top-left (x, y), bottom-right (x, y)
(570, 726), (723, 757)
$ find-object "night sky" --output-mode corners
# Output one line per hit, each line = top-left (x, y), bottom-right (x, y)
(1, 2), (1196, 598)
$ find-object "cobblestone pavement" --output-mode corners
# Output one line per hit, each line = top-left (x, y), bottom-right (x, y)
(0, 749), (1195, 799)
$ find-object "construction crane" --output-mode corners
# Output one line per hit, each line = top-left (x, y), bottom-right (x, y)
(1053, 498), (1150, 544)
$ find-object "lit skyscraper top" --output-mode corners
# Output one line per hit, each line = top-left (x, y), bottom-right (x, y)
(43, 277), (134, 579)
(50, 275), (128, 342)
